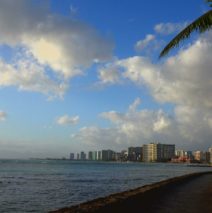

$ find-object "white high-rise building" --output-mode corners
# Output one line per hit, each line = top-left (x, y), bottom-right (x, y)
(97, 151), (102, 160)
(193, 150), (204, 161)
(175, 150), (186, 157)
(143, 143), (157, 162)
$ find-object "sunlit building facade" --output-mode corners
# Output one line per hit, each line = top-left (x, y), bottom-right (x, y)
(143, 143), (157, 162)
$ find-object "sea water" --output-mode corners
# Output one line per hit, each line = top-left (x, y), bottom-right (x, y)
(0, 159), (211, 212)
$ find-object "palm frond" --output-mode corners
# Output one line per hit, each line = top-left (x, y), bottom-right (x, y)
(159, 10), (212, 58)
(206, 0), (212, 7)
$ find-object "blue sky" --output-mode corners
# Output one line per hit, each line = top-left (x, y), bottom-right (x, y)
(0, 0), (211, 158)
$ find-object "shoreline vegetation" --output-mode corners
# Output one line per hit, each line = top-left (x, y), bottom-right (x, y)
(50, 171), (212, 213)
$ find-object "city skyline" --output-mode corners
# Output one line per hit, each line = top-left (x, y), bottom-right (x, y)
(68, 143), (212, 163)
(0, 0), (212, 158)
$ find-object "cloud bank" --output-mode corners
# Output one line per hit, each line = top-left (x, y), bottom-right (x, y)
(0, 0), (113, 98)
(74, 32), (212, 151)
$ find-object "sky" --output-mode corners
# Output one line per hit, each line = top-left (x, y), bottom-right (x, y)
(0, 0), (211, 158)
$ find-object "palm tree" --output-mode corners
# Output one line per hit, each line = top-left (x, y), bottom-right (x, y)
(159, 0), (212, 58)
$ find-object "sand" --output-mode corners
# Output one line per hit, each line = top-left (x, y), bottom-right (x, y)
(50, 171), (212, 213)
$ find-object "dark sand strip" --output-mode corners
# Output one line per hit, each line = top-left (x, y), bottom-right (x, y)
(50, 171), (212, 213)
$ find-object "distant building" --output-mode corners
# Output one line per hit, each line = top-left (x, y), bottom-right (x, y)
(157, 144), (175, 162)
(69, 153), (75, 160)
(97, 151), (102, 160)
(92, 151), (98, 160)
(102, 150), (115, 161)
(205, 152), (210, 163)
(175, 150), (186, 157)
(88, 151), (93, 160)
(117, 150), (128, 162)
(193, 151), (204, 162)
(128, 147), (143, 161)
(77, 153), (80, 160)
(186, 151), (194, 160)
(143, 143), (157, 162)
(209, 148), (212, 164)
(114, 152), (121, 161)
(80, 151), (86, 160)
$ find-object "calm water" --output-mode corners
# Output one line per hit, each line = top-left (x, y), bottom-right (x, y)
(0, 159), (211, 212)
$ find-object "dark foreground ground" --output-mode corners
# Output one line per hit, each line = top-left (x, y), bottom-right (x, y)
(50, 171), (212, 213)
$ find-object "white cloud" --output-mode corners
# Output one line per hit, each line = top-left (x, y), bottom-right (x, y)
(57, 115), (79, 126)
(73, 96), (212, 150)
(0, 57), (68, 99)
(0, 111), (7, 121)
(0, 0), (113, 97)
(98, 64), (121, 84)
(100, 100), (172, 138)
(128, 98), (141, 112)
(154, 22), (188, 35)
(135, 34), (155, 51)
(153, 110), (171, 132)
(72, 99), (176, 151)
(91, 32), (212, 150)
(71, 126), (127, 150)
(105, 32), (212, 109)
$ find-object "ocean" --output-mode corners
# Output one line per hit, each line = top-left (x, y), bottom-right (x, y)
(0, 159), (211, 212)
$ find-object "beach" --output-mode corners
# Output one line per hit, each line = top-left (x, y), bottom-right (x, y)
(50, 171), (212, 213)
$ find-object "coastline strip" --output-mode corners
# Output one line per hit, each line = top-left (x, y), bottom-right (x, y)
(50, 171), (212, 213)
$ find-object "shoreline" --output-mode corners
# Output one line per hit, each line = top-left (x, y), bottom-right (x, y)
(50, 171), (212, 213)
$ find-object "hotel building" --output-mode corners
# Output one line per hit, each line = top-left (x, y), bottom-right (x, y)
(143, 143), (157, 162)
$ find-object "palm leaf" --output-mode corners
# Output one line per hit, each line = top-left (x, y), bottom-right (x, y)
(206, 0), (212, 7)
(159, 9), (212, 58)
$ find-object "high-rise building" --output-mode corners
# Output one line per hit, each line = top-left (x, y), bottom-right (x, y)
(157, 144), (175, 162)
(175, 150), (186, 157)
(119, 150), (128, 161)
(69, 153), (74, 160)
(128, 147), (143, 161)
(193, 150), (203, 161)
(77, 153), (80, 160)
(97, 151), (102, 160)
(143, 143), (157, 162)
(102, 150), (115, 161)
(88, 151), (93, 160)
(186, 151), (194, 159)
(92, 151), (97, 160)
(205, 152), (210, 163)
(80, 151), (86, 160)
(209, 147), (212, 164)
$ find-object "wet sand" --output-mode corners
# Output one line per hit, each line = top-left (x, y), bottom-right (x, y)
(50, 171), (212, 213)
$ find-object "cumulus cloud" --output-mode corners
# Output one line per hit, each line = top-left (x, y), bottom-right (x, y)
(100, 99), (172, 138)
(72, 126), (124, 146)
(0, 111), (7, 121)
(72, 99), (177, 150)
(0, 0), (113, 97)
(154, 22), (188, 35)
(98, 64), (122, 84)
(57, 115), (79, 126)
(73, 96), (212, 150)
(135, 34), (155, 51)
(101, 32), (212, 109)
(0, 57), (68, 99)
(88, 32), (212, 150)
